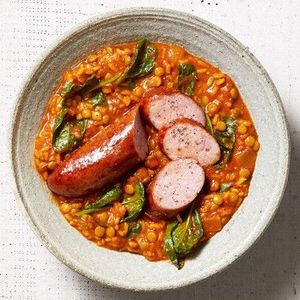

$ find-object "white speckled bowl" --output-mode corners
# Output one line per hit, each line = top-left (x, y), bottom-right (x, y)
(10, 8), (290, 291)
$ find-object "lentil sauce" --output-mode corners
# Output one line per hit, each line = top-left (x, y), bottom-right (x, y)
(34, 41), (259, 263)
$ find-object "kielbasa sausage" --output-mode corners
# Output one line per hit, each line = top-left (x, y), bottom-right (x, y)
(160, 118), (221, 166)
(47, 105), (148, 197)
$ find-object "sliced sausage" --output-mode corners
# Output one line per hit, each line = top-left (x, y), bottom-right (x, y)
(47, 105), (148, 197)
(142, 91), (205, 130)
(148, 159), (205, 217)
(160, 118), (221, 166)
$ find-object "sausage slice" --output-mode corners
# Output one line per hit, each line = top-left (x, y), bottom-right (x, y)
(148, 159), (205, 217)
(47, 105), (148, 197)
(142, 92), (205, 130)
(160, 118), (221, 166)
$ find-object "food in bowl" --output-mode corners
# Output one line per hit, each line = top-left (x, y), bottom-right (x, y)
(33, 39), (259, 269)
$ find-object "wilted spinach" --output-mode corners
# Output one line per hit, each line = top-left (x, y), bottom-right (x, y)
(219, 182), (232, 193)
(121, 181), (145, 222)
(60, 81), (74, 99)
(172, 205), (204, 256)
(214, 116), (237, 168)
(60, 39), (157, 101)
(116, 39), (157, 84)
(90, 91), (106, 107)
(60, 76), (99, 102)
(215, 149), (232, 169)
(214, 117), (237, 149)
(127, 44), (157, 79)
(75, 184), (122, 216)
(163, 204), (204, 269)
(78, 76), (100, 95)
(127, 222), (142, 238)
(178, 63), (198, 96)
(205, 112), (214, 136)
(163, 221), (184, 270)
(52, 107), (69, 146)
(53, 119), (88, 153)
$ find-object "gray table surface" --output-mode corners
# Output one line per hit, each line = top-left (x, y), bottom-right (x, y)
(1, 0), (299, 299)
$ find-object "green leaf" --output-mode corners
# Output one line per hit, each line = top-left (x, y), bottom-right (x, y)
(178, 63), (198, 96)
(79, 76), (100, 95)
(219, 182), (232, 193)
(127, 44), (157, 79)
(121, 181), (145, 222)
(163, 221), (184, 269)
(116, 39), (157, 84)
(214, 117), (237, 150)
(60, 76), (100, 102)
(127, 222), (142, 238)
(127, 79), (136, 89)
(75, 184), (122, 216)
(59, 39), (157, 97)
(52, 107), (69, 145)
(119, 78), (136, 89)
(116, 39), (146, 84)
(205, 113), (214, 136)
(98, 72), (122, 87)
(214, 116), (237, 168)
(53, 119), (88, 153)
(90, 91), (106, 107)
(61, 81), (74, 99)
(215, 149), (232, 169)
(172, 205), (204, 256)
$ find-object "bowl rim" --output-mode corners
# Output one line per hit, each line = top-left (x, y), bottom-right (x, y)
(9, 7), (290, 291)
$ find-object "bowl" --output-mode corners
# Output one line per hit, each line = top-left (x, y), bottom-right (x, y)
(10, 8), (290, 291)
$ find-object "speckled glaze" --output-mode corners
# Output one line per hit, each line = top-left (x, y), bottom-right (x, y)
(10, 8), (290, 291)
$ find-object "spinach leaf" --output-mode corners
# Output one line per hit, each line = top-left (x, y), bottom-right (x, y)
(214, 116), (237, 168)
(60, 76), (99, 101)
(90, 91), (106, 107)
(214, 117), (237, 149)
(127, 222), (142, 238)
(127, 44), (157, 79)
(84, 72), (124, 96)
(59, 39), (157, 98)
(215, 149), (232, 169)
(53, 119), (88, 153)
(163, 221), (184, 269)
(75, 184), (122, 216)
(60, 81), (74, 99)
(178, 63), (198, 96)
(219, 182), (232, 193)
(116, 39), (157, 84)
(172, 205), (204, 256)
(98, 72), (122, 87)
(52, 107), (69, 146)
(205, 113), (214, 136)
(121, 181), (145, 222)
(78, 76), (100, 95)
(204, 114), (237, 168)
(119, 78), (136, 89)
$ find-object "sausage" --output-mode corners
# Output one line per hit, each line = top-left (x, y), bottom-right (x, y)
(148, 159), (205, 217)
(141, 91), (205, 130)
(160, 118), (221, 166)
(47, 105), (148, 197)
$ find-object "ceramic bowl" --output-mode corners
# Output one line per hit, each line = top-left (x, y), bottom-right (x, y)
(10, 8), (290, 291)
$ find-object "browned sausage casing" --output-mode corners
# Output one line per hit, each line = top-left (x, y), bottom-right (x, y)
(47, 105), (148, 197)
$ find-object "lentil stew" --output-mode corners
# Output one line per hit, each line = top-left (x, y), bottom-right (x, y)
(34, 39), (259, 269)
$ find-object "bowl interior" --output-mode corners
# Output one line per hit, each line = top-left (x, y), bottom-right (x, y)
(11, 9), (289, 291)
